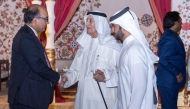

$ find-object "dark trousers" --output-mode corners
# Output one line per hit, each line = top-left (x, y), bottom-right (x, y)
(9, 103), (34, 109)
(158, 85), (179, 109)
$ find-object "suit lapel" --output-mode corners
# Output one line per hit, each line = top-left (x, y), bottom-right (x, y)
(167, 29), (185, 53)
(175, 34), (185, 51)
(24, 25), (47, 64)
(172, 31), (185, 56)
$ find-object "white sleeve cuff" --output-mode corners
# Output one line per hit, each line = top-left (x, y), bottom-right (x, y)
(58, 75), (61, 83)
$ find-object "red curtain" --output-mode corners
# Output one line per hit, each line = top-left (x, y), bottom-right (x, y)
(25, 0), (32, 6)
(149, 0), (171, 34)
(54, 0), (82, 39)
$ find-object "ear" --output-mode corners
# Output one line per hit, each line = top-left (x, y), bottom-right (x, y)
(29, 18), (37, 29)
(32, 17), (38, 25)
(173, 21), (177, 25)
(172, 21), (179, 29)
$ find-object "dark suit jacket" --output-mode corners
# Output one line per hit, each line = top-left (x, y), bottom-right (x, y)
(157, 28), (186, 88)
(8, 25), (60, 109)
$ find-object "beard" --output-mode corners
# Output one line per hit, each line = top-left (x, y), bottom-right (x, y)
(115, 29), (124, 42)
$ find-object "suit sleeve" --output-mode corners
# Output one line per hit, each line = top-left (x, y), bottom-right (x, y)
(158, 36), (181, 76)
(20, 34), (60, 84)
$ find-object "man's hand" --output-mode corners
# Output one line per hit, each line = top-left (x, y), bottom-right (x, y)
(58, 76), (68, 87)
(93, 69), (106, 82)
(176, 73), (183, 83)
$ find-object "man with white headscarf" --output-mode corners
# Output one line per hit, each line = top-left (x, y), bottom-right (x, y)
(61, 10), (121, 109)
(109, 7), (159, 109)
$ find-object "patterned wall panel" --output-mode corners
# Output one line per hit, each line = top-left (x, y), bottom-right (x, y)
(138, 13), (160, 55)
(0, 0), (26, 60)
(172, 0), (190, 51)
(55, 22), (83, 59)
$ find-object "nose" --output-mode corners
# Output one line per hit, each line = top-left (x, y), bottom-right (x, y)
(47, 20), (50, 24)
(86, 20), (91, 26)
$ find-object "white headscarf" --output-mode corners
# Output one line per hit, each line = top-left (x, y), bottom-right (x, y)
(110, 8), (159, 108)
(77, 10), (121, 51)
(110, 9), (158, 63)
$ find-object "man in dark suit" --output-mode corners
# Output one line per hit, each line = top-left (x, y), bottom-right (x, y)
(157, 11), (186, 109)
(8, 4), (62, 109)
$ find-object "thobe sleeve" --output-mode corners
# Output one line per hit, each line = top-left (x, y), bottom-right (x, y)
(187, 56), (190, 91)
(96, 49), (119, 87)
(186, 46), (190, 91)
(104, 50), (119, 87)
(128, 48), (148, 109)
(105, 71), (118, 87)
(64, 49), (82, 88)
(187, 46), (190, 81)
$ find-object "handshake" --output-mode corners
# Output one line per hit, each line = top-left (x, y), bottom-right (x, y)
(58, 69), (106, 87)
(58, 75), (68, 87)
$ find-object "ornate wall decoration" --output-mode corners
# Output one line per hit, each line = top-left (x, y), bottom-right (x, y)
(148, 28), (160, 55)
(0, 0), (3, 6)
(174, 0), (190, 51)
(138, 14), (158, 54)
(0, 0), (26, 60)
(182, 22), (190, 31)
(0, 39), (2, 48)
(141, 14), (153, 27)
(55, 22), (83, 59)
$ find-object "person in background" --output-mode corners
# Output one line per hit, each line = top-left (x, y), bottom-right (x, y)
(8, 4), (63, 109)
(109, 7), (159, 109)
(61, 10), (121, 109)
(185, 45), (190, 100)
(157, 11), (186, 109)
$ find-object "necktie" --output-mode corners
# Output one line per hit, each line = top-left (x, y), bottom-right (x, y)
(37, 36), (52, 87)
(37, 36), (51, 67)
(44, 52), (53, 87)
(44, 52), (51, 68)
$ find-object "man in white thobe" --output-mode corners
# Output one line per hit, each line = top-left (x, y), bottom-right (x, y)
(186, 46), (190, 91)
(61, 10), (121, 109)
(109, 7), (159, 109)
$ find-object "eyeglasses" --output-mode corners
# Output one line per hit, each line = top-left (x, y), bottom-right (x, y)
(35, 16), (49, 22)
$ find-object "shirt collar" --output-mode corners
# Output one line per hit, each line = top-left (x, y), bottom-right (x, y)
(122, 35), (134, 47)
(26, 24), (38, 37)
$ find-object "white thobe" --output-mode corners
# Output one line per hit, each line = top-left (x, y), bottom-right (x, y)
(115, 35), (157, 109)
(64, 38), (119, 109)
(187, 55), (190, 91)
